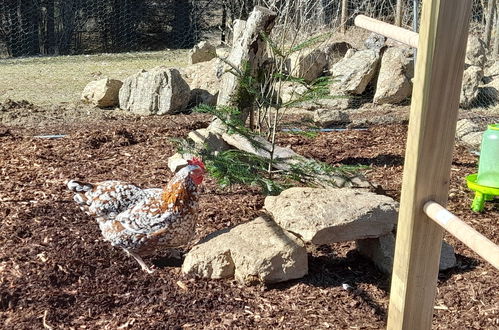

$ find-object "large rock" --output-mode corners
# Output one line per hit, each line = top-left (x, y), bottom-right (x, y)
(455, 119), (484, 148)
(460, 65), (483, 108)
(374, 47), (413, 104)
(331, 49), (380, 94)
(81, 78), (122, 108)
(119, 67), (191, 115)
(461, 131), (484, 147)
(455, 118), (482, 139)
(264, 187), (398, 244)
(466, 35), (486, 68)
(281, 82), (350, 111)
(278, 81), (308, 104)
(287, 48), (328, 83)
(480, 73), (499, 106)
(188, 128), (231, 153)
(182, 216), (308, 284)
(189, 41), (216, 65)
(485, 61), (499, 78)
(322, 41), (354, 66)
(356, 234), (457, 274)
(313, 108), (350, 127)
(181, 58), (222, 106)
(167, 153), (196, 173)
(364, 33), (386, 50)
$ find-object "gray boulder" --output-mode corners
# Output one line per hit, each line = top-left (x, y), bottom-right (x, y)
(322, 41), (354, 66)
(480, 73), (499, 105)
(331, 49), (380, 94)
(81, 78), (122, 108)
(278, 81), (308, 104)
(167, 153), (195, 173)
(460, 65), (483, 108)
(180, 58), (222, 107)
(182, 216), (308, 284)
(119, 67), (191, 115)
(189, 41), (217, 65)
(313, 108), (350, 127)
(264, 187), (398, 245)
(356, 233), (457, 274)
(455, 119), (484, 148)
(374, 47), (413, 104)
(455, 118), (482, 140)
(364, 33), (386, 50)
(287, 48), (328, 83)
(465, 35), (486, 68)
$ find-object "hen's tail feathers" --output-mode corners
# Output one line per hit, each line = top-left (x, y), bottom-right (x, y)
(66, 180), (94, 206)
(66, 180), (93, 192)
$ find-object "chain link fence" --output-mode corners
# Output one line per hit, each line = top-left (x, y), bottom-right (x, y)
(0, 0), (497, 134)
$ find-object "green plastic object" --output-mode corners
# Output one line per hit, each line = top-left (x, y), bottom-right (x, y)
(476, 124), (499, 188)
(466, 174), (499, 212)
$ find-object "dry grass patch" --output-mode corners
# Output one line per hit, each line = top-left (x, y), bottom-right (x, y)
(0, 50), (189, 106)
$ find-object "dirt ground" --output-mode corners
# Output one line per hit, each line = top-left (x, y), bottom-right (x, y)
(0, 101), (497, 329)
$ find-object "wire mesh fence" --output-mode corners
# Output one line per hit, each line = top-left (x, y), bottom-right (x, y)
(0, 0), (497, 134)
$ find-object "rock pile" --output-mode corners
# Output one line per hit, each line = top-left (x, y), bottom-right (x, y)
(182, 186), (457, 284)
(80, 26), (498, 129)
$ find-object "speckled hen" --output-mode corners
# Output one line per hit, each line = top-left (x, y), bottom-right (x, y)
(66, 158), (205, 273)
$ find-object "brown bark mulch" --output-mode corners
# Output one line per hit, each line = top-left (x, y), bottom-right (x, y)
(0, 107), (497, 329)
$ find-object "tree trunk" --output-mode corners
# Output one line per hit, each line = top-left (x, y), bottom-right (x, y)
(172, 0), (194, 48)
(341, 0), (348, 33)
(58, 0), (78, 54)
(485, 0), (496, 46)
(1, 2), (19, 56)
(494, 6), (499, 56)
(43, 0), (55, 54)
(217, 6), (277, 123)
(221, 1), (227, 43)
(395, 0), (403, 26)
(15, 0), (40, 56)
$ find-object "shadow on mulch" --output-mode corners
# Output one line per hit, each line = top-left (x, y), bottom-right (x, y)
(268, 248), (390, 320)
(438, 254), (480, 283)
(339, 154), (405, 167)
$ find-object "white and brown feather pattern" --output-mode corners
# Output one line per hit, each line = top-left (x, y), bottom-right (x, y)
(67, 164), (202, 257)
(68, 180), (153, 219)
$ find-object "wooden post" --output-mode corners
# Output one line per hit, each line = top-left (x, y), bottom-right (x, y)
(387, 0), (472, 329)
(341, 0), (348, 33)
(485, 0), (497, 46)
(395, 0), (403, 26)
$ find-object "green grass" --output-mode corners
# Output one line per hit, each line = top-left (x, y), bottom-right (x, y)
(0, 50), (189, 106)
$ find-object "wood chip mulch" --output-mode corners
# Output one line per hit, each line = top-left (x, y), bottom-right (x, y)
(0, 109), (497, 329)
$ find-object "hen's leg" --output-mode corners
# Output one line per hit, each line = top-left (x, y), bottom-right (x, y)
(124, 249), (155, 274)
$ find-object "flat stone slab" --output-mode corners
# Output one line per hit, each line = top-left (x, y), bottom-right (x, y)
(356, 233), (456, 274)
(182, 216), (308, 284)
(264, 187), (398, 245)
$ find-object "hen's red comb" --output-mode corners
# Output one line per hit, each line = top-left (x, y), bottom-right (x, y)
(187, 157), (205, 170)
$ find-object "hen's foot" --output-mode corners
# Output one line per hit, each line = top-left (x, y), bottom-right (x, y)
(124, 249), (155, 274)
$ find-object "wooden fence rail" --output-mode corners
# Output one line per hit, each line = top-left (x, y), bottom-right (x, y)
(354, 15), (419, 48)
(424, 201), (499, 270)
